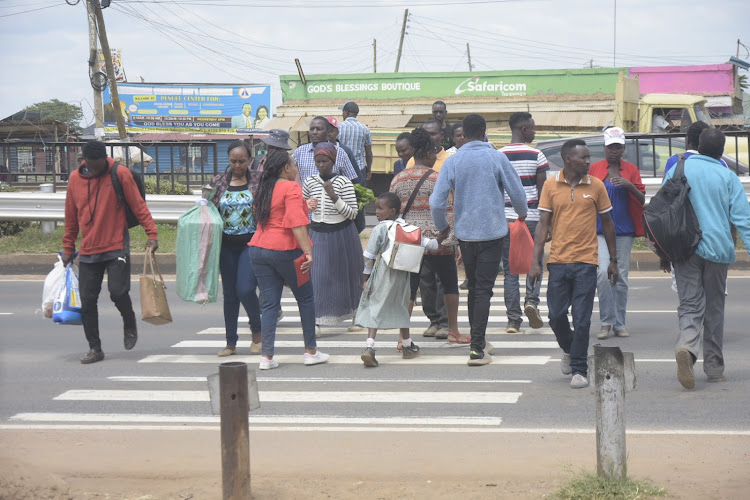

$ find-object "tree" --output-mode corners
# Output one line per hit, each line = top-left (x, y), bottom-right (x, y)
(23, 99), (83, 133)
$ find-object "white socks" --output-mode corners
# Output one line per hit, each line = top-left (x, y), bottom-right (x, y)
(365, 338), (375, 348)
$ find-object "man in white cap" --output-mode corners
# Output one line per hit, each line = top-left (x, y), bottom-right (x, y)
(588, 127), (645, 341)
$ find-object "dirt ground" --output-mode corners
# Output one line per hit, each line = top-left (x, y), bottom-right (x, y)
(1, 430), (748, 499)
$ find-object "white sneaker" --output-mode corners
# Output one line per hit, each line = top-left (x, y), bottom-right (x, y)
(259, 357), (279, 370)
(304, 351), (330, 366)
(570, 374), (589, 389)
(561, 353), (572, 375)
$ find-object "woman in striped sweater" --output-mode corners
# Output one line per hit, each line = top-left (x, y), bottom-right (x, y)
(302, 142), (363, 331)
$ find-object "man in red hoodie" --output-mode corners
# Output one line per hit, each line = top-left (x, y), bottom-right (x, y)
(62, 141), (158, 364)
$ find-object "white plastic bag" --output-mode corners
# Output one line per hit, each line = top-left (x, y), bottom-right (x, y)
(42, 257), (66, 318)
(53, 265), (83, 325)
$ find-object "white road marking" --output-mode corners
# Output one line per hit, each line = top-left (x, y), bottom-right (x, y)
(9, 413), (503, 426)
(1, 424), (748, 436)
(53, 390), (523, 404)
(0, 313), (13, 315)
(108, 376), (532, 384)
(197, 327), (557, 336)
(240, 312), (672, 324)
(172, 340), (561, 349)
(138, 354), (552, 365)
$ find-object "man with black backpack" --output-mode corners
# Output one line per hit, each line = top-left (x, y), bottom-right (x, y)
(663, 129), (750, 389)
(62, 141), (158, 364)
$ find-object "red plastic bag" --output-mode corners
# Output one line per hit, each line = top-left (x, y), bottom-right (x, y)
(508, 220), (534, 275)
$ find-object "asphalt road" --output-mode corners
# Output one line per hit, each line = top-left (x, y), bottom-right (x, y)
(1, 273), (749, 434)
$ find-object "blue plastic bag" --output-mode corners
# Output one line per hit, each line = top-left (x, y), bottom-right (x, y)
(53, 265), (82, 325)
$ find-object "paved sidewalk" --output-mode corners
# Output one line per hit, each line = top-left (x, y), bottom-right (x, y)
(1, 429), (748, 499)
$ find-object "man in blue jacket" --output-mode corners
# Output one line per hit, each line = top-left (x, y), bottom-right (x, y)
(665, 129), (750, 389)
(431, 113), (528, 366)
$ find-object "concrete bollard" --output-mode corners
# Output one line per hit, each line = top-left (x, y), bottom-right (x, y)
(588, 350), (636, 392)
(214, 362), (251, 500)
(40, 184), (55, 235)
(594, 345), (627, 480)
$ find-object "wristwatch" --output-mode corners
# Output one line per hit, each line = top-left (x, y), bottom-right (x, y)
(610, 258), (619, 263)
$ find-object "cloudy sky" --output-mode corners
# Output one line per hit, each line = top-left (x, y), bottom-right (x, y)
(1, 0), (748, 125)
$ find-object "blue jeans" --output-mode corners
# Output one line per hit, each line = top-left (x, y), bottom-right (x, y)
(502, 219), (542, 323)
(546, 263), (597, 377)
(219, 244), (261, 347)
(248, 246), (316, 357)
(459, 238), (503, 353)
(596, 235), (634, 330)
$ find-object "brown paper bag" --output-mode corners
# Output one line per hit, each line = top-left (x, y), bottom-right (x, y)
(140, 248), (172, 325)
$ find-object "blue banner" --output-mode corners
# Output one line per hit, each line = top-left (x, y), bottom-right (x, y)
(103, 83), (272, 133)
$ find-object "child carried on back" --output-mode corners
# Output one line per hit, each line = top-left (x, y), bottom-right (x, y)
(354, 192), (437, 367)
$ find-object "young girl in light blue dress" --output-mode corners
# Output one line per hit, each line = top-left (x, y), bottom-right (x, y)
(355, 192), (437, 367)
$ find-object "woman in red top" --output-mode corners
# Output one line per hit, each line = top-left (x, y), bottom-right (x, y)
(248, 150), (329, 370)
(589, 127), (646, 340)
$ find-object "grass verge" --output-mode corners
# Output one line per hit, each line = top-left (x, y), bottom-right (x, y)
(549, 470), (668, 500)
(0, 223), (178, 254)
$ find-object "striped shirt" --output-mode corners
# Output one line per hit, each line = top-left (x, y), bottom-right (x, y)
(292, 142), (358, 185)
(337, 117), (372, 173)
(302, 175), (358, 224)
(500, 144), (549, 221)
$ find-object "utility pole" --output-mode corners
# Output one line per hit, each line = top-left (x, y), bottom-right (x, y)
(738, 39), (742, 58)
(590, 58), (594, 68)
(466, 43), (473, 71)
(373, 39), (377, 73)
(91, 0), (127, 139)
(86, 1), (104, 139)
(613, 0), (617, 67)
(394, 9), (408, 73)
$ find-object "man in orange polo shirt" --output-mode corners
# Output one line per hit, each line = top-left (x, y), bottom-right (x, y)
(528, 139), (618, 389)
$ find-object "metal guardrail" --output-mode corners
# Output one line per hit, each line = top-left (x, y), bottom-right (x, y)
(3, 179), (750, 224)
(0, 192), (200, 223)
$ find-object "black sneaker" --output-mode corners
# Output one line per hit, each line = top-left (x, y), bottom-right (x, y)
(80, 349), (104, 364)
(124, 326), (138, 350)
(468, 350), (492, 366)
(360, 347), (379, 368)
(506, 320), (522, 334)
(361, 347), (379, 367)
(402, 342), (420, 359)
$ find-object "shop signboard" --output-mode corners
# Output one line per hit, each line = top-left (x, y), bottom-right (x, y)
(103, 83), (273, 133)
(280, 68), (625, 101)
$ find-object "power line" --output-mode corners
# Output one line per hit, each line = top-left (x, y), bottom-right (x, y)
(0, 2), (63, 18)
(118, 0), (548, 8)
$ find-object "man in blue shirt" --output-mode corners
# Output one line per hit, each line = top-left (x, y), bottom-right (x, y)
(664, 129), (750, 389)
(664, 121), (728, 176)
(431, 113), (528, 366)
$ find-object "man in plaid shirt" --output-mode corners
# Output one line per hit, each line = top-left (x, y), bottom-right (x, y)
(338, 101), (373, 185)
(292, 116), (358, 185)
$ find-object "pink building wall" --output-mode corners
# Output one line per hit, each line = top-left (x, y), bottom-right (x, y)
(629, 64), (735, 95)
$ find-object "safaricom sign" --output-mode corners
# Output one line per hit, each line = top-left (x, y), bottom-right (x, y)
(455, 77), (527, 96)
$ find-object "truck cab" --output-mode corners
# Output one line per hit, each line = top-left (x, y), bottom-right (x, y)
(637, 93), (713, 134)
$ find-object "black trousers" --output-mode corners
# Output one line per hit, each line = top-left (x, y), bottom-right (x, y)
(459, 238), (504, 352)
(79, 256), (135, 351)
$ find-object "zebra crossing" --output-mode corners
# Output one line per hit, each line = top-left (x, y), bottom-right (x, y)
(4, 284), (615, 432)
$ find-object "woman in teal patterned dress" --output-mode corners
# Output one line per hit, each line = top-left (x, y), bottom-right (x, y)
(208, 141), (263, 356)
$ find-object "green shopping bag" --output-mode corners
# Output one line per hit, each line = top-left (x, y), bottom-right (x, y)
(176, 198), (223, 304)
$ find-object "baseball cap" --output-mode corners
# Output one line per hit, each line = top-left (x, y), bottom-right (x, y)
(325, 116), (339, 128)
(338, 101), (359, 114)
(603, 127), (626, 146)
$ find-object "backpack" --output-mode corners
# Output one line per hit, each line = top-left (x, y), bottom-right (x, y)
(642, 158), (702, 263)
(110, 163), (146, 229)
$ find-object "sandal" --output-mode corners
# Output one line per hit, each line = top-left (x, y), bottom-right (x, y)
(447, 332), (471, 345)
